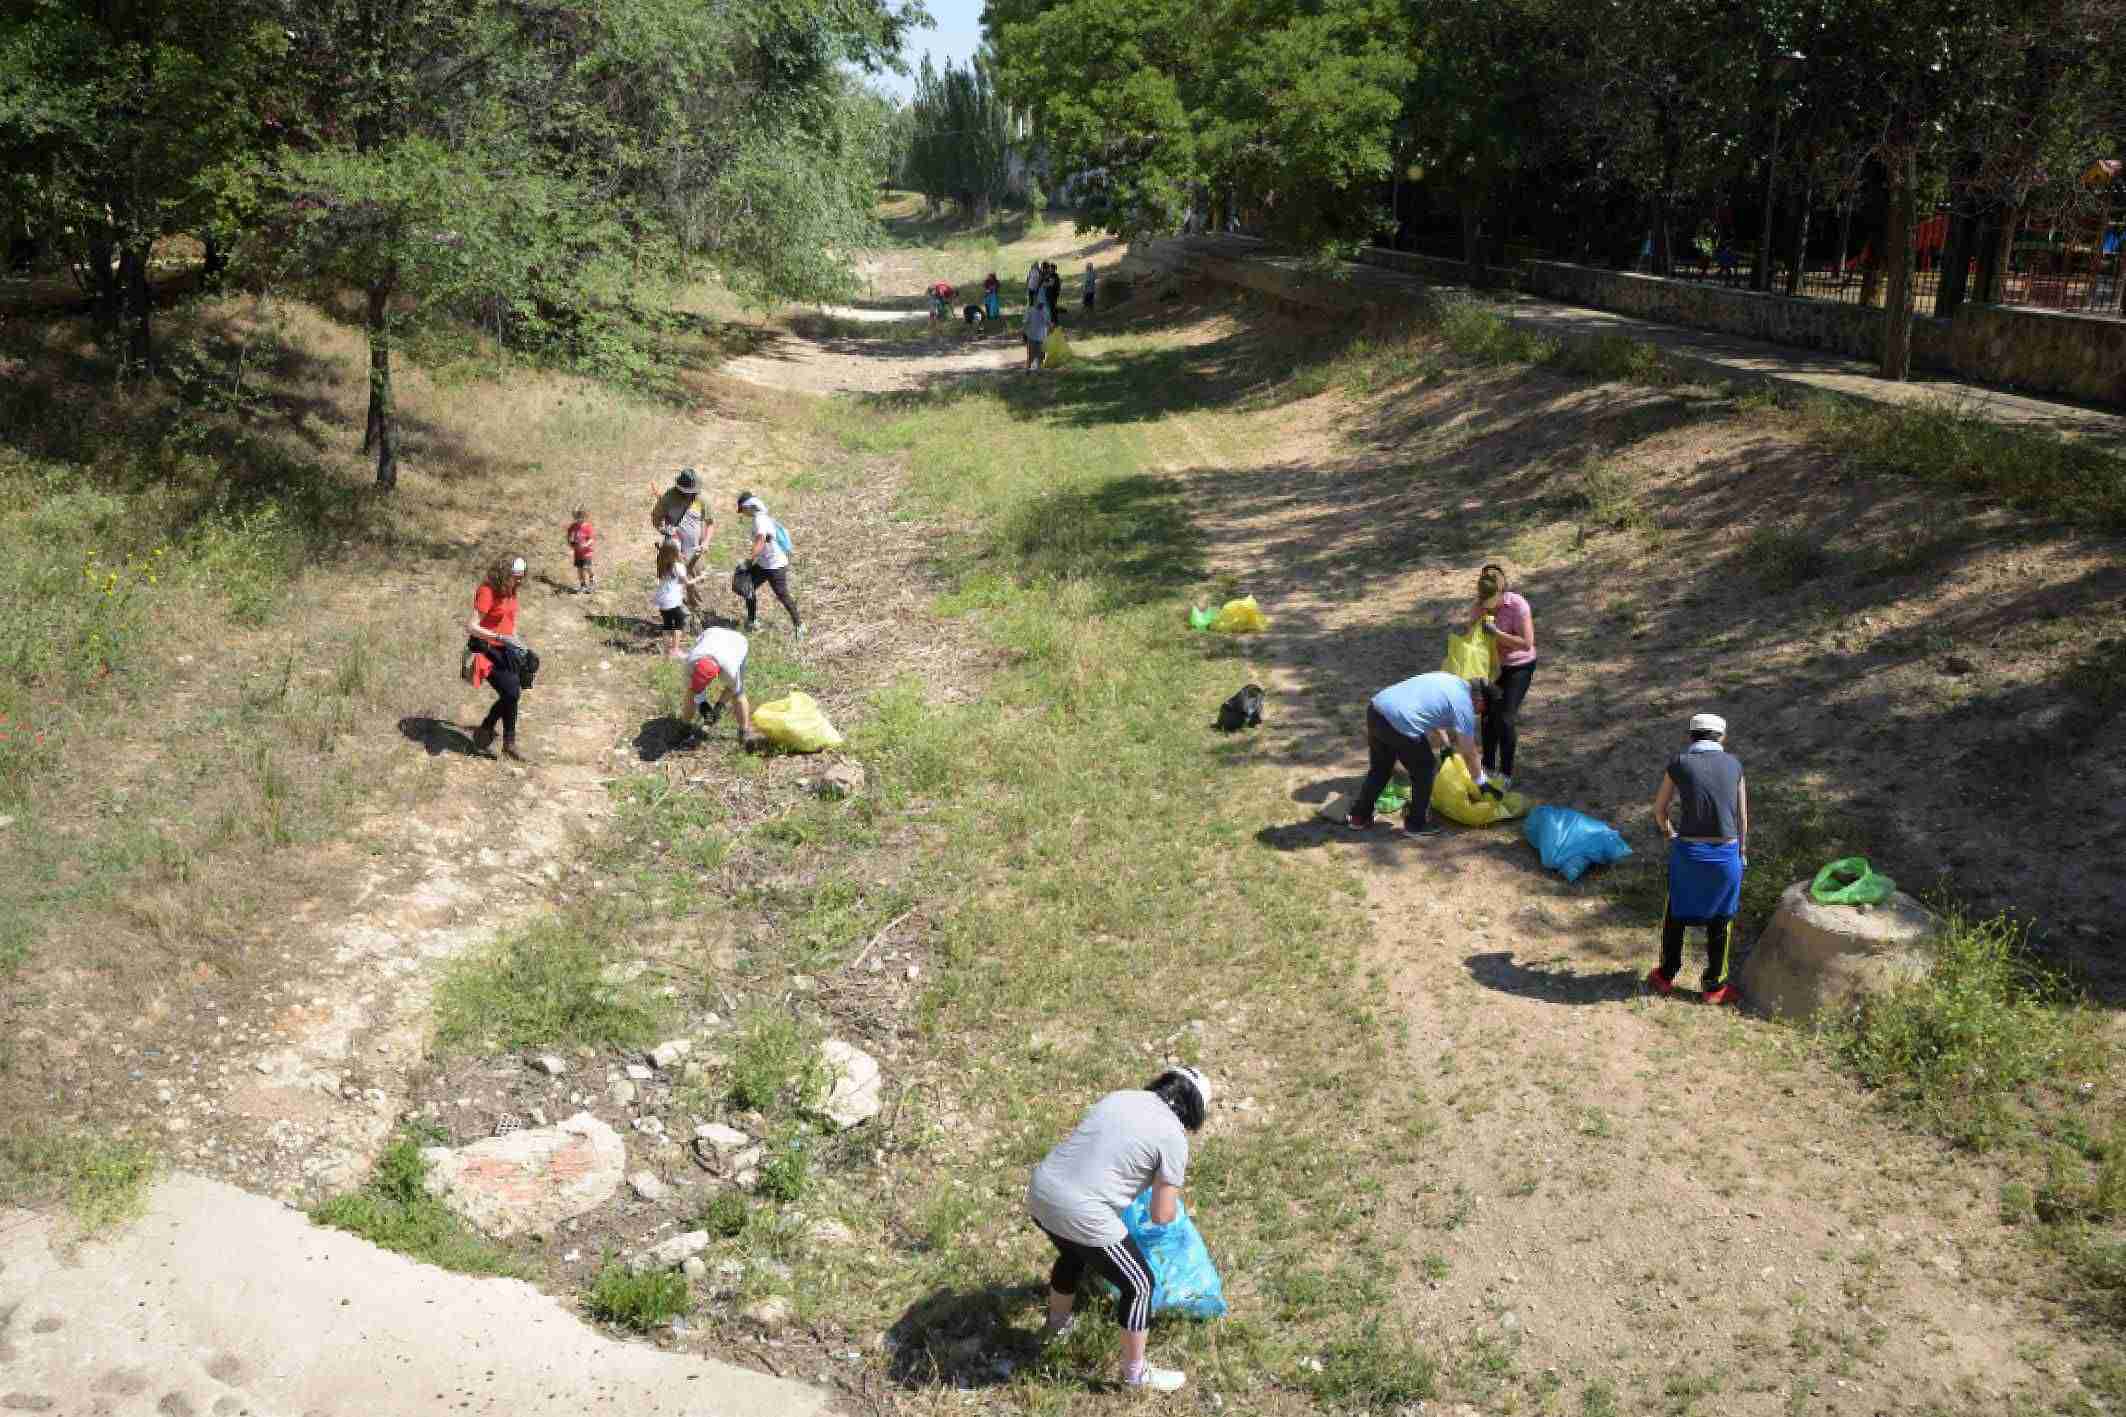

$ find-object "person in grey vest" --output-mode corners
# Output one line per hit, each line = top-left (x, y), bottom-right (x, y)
(1648, 712), (1748, 1005)
(1024, 1068), (1211, 1393)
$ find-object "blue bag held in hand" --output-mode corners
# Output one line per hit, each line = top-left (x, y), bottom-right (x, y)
(1106, 1189), (1228, 1319)
(1524, 805), (1633, 883)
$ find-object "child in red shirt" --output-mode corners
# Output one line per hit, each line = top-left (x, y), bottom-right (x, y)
(565, 507), (596, 593)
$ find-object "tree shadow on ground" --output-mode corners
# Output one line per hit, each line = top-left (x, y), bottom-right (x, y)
(884, 1281), (1055, 1392)
(1463, 951), (1643, 1006)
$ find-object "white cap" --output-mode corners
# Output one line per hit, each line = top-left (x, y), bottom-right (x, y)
(1688, 712), (1726, 736)
(1175, 1066), (1211, 1112)
(510, 557), (526, 576)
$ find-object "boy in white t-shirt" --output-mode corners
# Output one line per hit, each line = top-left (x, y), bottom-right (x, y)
(679, 625), (756, 747)
(733, 492), (804, 640)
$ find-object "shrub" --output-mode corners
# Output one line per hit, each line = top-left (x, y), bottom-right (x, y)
(756, 1134), (810, 1203)
(701, 1189), (749, 1238)
(1742, 524), (1834, 591)
(1832, 912), (2105, 1150)
(434, 917), (665, 1053)
(727, 1009), (818, 1113)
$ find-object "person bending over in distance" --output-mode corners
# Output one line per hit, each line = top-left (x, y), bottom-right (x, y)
(1648, 712), (1748, 1006)
(1343, 670), (1499, 838)
(1465, 563), (1536, 786)
(1025, 1068), (1212, 1394)
(678, 624), (756, 749)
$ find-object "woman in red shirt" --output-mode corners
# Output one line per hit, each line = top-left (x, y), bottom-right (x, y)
(465, 556), (528, 760)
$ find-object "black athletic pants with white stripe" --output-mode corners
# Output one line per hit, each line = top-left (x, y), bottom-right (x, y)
(1037, 1224), (1156, 1332)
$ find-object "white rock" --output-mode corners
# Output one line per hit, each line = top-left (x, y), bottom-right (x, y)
(681, 1256), (707, 1280)
(418, 1112), (625, 1240)
(628, 1171), (668, 1202)
(626, 1229), (709, 1274)
(625, 1063), (654, 1082)
(809, 1218), (857, 1248)
(632, 1116), (666, 1138)
(598, 958), (650, 986)
(904, 965), (921, 982)
(694, 1122), (750, 1151)
(609, 1080), (638, 1108)
(742, 1296), (793, 1333)
(650, 1039), (692, 1069)
(534, 1054), (568, 1076)
(729, 1144), (765, 1171)
(817, 1040), (882, 1129)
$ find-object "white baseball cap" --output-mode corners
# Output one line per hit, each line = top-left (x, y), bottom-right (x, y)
(1175, 1066), (1212, 1112)
(510, 557), (526, 576)
(1688, 713), (1727, 736)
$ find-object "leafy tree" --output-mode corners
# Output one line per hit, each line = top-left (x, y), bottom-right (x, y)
(902, 53), (1018, 218)
(0, 0), (284, 367)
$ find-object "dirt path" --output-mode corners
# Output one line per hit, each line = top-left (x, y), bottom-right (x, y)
(1170, 376), (2104, 1411)
(723, 325), (1022, 395)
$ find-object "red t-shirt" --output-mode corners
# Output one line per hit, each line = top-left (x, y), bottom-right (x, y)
(473, 583), (518, 638)
(567, 520), (595, 558)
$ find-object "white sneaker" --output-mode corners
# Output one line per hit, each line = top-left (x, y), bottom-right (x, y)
(1123, 1363), (1186, 1393)
(1038, 1314), (1075, 1343)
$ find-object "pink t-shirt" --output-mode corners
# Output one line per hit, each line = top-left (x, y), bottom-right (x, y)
(1491, 591), (1536, 667)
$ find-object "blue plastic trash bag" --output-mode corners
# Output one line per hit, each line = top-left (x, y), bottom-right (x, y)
(1098, 1189), (1228, 1319)
(1524, 805), (1633, 883)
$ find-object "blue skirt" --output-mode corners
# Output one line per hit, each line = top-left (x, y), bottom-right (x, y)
(1668, 839), (1742, 922)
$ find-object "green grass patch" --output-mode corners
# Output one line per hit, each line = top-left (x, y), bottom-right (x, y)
(310, 1129), (523, 1276)
(1797, 394), (2126, 532)
(1304, 1321), (1439, 1411)
(585, 1261), (692, 1330)
(1743, 524), (1836, 592)
(0, 1127), (159, 1232)
(434, 914), (668, 1054)
(1830, 912), (2108, 1151)
(726, 1008), (821, 1115)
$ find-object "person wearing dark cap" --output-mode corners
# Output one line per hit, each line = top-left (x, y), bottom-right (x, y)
(1026, 1068), (1211, 1393)
(1342, 670), (1500, 838)
(648, 468), (712, 621)
(1648, 713), (1748, 1005)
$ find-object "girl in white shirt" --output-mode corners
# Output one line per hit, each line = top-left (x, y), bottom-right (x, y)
(652, 539), (708, 656)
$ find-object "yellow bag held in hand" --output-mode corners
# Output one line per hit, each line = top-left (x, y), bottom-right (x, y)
(1441, 627), (1498, 681)
(752, 692), (844, 753)
(1210, 596), (1268, 634)
(1431, 753), (1528, 827)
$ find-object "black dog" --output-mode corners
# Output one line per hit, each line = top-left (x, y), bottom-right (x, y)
(1215, 684), (1264, 732)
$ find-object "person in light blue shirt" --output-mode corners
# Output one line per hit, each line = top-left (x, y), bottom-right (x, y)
(1345, 671), (1498, 837)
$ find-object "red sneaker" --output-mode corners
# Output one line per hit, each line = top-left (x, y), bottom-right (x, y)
(1701, 984), (1739, 1007)
(1645, 968), (1675, 997)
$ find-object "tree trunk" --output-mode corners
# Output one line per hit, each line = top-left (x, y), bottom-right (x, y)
(1783, 181), (1811, 296)
(87, 235), (121, 335)
(201, 232), (227, 287)
(363, 277), (399, 489)
(119, 241), (154, 370)
(1460, 191), (1485, 282)
(1991, 208), (2022, 303)
(1879, 147), (1917, 380)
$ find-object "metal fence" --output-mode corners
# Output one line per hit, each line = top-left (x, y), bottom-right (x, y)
(1661, 246), (2125, 320)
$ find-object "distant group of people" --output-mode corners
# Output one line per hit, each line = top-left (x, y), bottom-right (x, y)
(1344, 564), (1744, 1002)
(456, 469), (807, 761)
(1007, 258), (1095, 373)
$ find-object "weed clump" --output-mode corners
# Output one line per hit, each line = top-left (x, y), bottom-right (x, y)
(585, 1262), (690, 1331)
(311, 1130), (522, 1276)
(1831, 912), (2105, 1150)
(1303, 1321), (1439, 1410)
(0, 1128), (158, 1232)
(727, 1009), (818, 1114)
(434, 917), (666, 1054)
(701, 1190), (749, 1238)
(1742, 524), (1834, 591)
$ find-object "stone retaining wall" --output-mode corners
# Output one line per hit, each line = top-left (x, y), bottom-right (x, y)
(1523, 259), (2121, 408)
(1354, 247), (1518, 288)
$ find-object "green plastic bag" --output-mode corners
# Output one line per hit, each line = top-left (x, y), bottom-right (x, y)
(1189, 607), (1218, 631)
(1809, 857), (1895, 906)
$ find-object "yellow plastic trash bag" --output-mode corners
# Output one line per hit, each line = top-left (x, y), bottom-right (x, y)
(752, 692), (844, 753)
(1441, 627), (1499, 682)
(1432, 752), (1528, 827)
(1210, 596), (1268, 634)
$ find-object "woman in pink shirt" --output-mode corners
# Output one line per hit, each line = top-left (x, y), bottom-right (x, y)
(1465, 563), (1536, 785)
